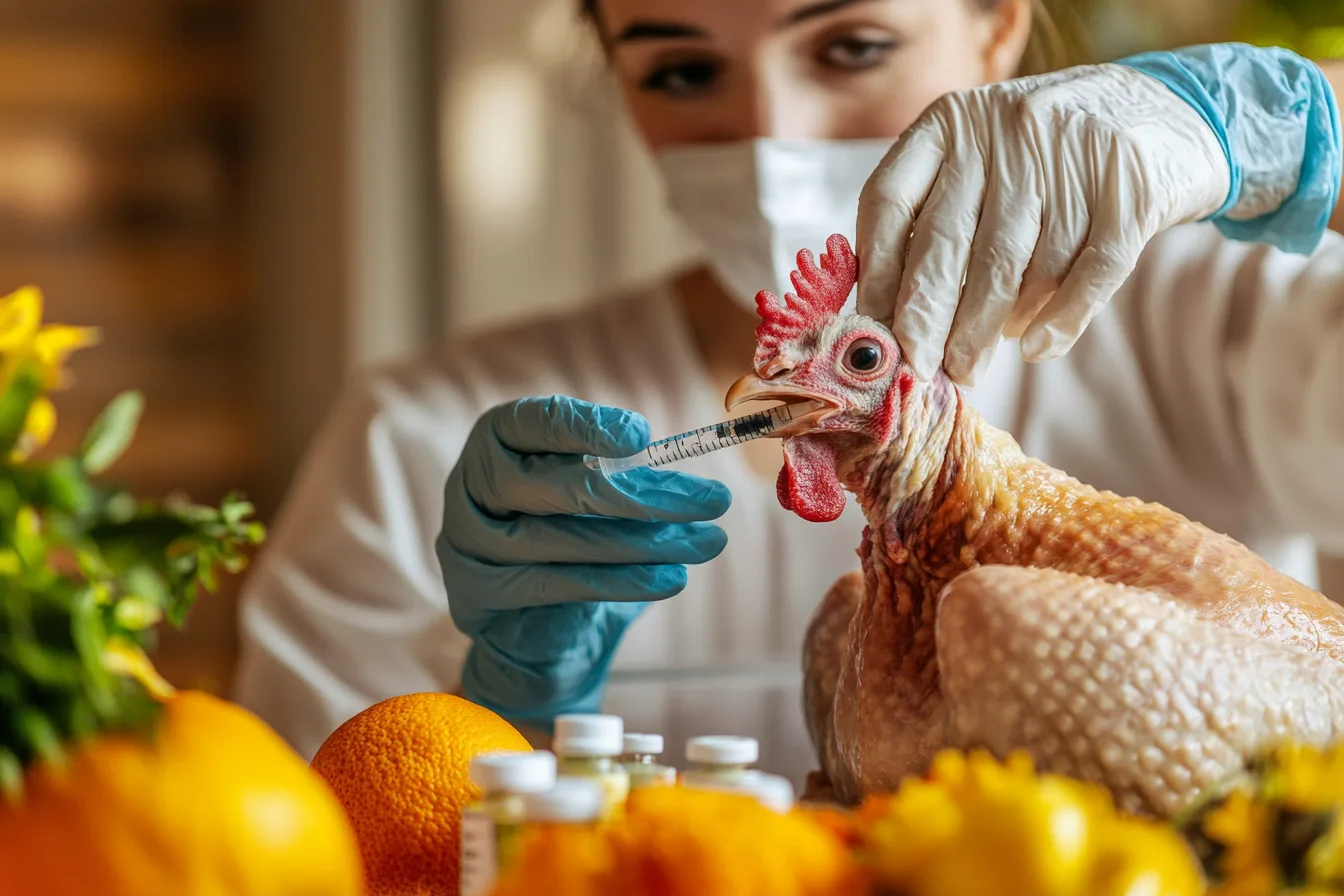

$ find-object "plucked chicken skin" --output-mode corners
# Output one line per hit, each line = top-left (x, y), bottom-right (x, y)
(724, 234), (1344, 819)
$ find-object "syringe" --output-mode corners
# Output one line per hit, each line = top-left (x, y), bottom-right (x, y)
(583, 400), (827, 475)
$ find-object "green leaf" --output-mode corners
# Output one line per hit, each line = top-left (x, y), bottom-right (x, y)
(113, 595), (163, 631)
(0, 670), (21, 704)
(16, 708), (62, 765)
(10, 506), (43, 569)
(0, 478), (262, 775)
(103, 490), (137, 524)
(42, 457), (95, 517)
(69, 587), (118, 713)
(124, 565), (169, 608)
(4, 640), (85, 687)
(78, 391), (144, 475)
(65, 700), (97, 742)
(0, 748), (22, 804)
(76, 552), (112, 586)
(165, 584), (199, 627)
(89, 514), (194, 555)
(221, 497), (254, 527)
(0, 362), (41, 457)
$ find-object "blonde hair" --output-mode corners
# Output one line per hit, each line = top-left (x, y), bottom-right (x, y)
(579, 0), (1094, 76)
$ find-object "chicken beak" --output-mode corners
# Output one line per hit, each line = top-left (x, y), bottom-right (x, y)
(724, 372), (837, 436)
(724, 373), (779, 412)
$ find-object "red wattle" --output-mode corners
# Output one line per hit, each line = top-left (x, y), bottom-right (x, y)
(779, 436), (846, 523)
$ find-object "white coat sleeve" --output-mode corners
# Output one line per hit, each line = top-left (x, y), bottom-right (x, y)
(1123, 225), (1344, 554)
(229, 369), (473, 759)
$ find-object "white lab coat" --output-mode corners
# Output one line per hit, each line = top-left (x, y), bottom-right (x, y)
(231, 223), (1344, 788)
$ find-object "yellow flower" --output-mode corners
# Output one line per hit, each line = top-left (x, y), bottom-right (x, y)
(10, 396), (56, 462)
(1256, 743), (1344, 811)
(31, 321), (99, 389)
(854, 749), (1204, 896)
(0, 285), (97, 390)
(0, 285), (98, 461)
(1198, 743), (1344, 896)
(1087, 822), (1212, 896)
(1203, 792), (1281, 896)
(102, 638), (176, 701)
(0, 285), (42, 353)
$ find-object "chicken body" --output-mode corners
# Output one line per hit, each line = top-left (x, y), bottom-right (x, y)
(725, 232), (1344, 819)
(803, 389), (1344, 818)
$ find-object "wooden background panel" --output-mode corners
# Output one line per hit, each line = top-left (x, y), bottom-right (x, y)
(0, 0), (263, 695)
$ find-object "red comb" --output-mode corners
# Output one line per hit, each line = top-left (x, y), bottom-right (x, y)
(755, 234), (858, 358)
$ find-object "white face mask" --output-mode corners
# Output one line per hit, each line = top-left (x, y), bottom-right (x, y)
(654, 137), (894, 313)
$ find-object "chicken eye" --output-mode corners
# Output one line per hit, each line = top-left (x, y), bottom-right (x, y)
(844, 339), (883, 374)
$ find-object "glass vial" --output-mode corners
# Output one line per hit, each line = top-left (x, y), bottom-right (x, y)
(681, 735), (759, 790)
(552, 714), (630, 818)
(522, 777), (605, 828)
(619, 733), (677, 789)
(744, 772), (796, 813)
(459, 750), (557, 896)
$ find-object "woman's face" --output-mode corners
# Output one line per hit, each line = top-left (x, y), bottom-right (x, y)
(597, 0), (1031, 148)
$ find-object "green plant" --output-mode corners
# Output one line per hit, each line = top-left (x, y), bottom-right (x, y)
(1234, 0), (1344, 58)
(0, 285), (265, 798)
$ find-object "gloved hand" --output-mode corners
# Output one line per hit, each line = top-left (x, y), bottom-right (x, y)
(437, 396), (731, 727)
(856, 44), (1342, 387)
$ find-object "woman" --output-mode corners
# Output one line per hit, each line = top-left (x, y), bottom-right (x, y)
(231, 0), (1344, 785)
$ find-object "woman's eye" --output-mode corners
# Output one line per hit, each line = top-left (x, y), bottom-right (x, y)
(844, 338), (884, 374)
(817, 34), (896, 72)
(640, 60), (721, 97)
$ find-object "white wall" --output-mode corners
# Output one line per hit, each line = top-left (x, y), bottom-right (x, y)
(439, 0), (700, 334)
(347, 0), (443, 368)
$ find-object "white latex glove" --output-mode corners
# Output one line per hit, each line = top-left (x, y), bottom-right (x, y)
(855, 64), (1233, 386)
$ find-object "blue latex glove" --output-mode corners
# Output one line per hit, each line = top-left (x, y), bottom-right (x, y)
(1119, 43), (1342, 256)
(436, 396), (731, 728)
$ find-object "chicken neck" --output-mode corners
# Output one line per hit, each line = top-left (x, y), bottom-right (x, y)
(846, 380), (1029, 615)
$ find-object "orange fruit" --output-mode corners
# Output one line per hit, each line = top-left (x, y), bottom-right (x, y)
(310, 692), (532, 896)
(0, 690), (366, 896)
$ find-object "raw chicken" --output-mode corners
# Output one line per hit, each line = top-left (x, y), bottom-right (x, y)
(724, 234), (1344, 818)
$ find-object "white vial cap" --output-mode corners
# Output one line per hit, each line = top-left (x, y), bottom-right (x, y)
(554, 714), (623, 757)
(469, 750), (557, 793)
(747, 772), (795, 813)
(686, 735), (758, 765)
(522, 777), (605, 823)
(622, 733), (663, 755)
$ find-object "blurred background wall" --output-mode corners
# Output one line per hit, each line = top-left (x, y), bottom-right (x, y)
(7, 0), (1341, 695)
(0, 0), (259, 690)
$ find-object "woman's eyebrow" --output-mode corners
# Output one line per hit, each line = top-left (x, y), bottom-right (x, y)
(614, 21), (708, 43)
(779, 0), (886, 28)
(613, 0), (886, 43)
